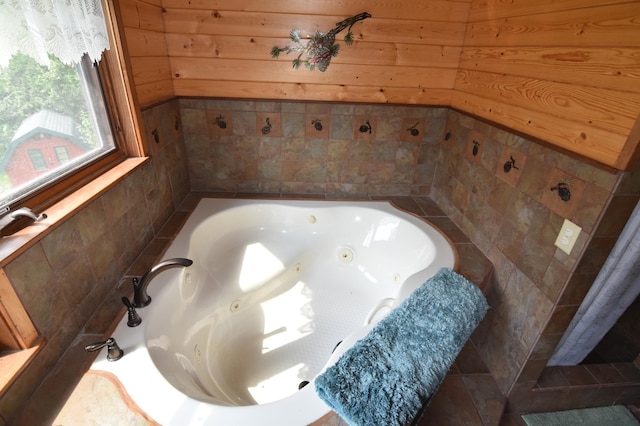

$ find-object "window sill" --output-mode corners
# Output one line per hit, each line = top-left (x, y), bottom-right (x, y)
(0, 338), (45, 396)
(0, 157), (149, 268)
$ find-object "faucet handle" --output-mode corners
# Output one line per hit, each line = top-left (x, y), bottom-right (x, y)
(122, 296), (142, 327)
(0, 206), (48, 236)
(85, 337), (124, 361)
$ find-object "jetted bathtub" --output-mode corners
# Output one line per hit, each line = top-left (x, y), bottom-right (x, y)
(92, 198), (457, 425)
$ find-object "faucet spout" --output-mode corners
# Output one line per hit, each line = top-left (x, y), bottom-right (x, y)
(132, 257), (193, 307)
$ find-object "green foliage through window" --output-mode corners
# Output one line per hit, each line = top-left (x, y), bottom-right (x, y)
(0, 53), (97, 157)
(0, 52), (115, 207)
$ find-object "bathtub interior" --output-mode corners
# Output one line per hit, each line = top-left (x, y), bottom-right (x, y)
(144, 199), (456, 408)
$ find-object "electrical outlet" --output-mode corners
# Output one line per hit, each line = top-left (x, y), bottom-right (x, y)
(555, 219), (582, 255)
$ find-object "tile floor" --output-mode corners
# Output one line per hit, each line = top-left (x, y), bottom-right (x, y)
(414, 341), (513, 426)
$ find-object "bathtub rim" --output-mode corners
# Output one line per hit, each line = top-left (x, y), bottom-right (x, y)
(174, 195), (460, 272)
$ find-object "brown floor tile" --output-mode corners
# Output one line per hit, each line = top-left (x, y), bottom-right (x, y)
(387, 196), (423, 215)
(558, 365), (598, 386)
(462, 374), (506, 425)
(455, 342), (490, 374)
(428, 217), (471, 244)
(586, 363), (626, 384)
(537, 366), (571, 388)
(414, 197), (447, 217)
(499, 413), (527, 426)
(417, 375), (484, 425)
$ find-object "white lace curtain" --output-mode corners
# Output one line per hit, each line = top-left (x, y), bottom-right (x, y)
(0, 0), (110, 68)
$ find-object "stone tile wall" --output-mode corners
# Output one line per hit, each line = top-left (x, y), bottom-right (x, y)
(430, 110), (640, 409)
(179, 99), (447, 197)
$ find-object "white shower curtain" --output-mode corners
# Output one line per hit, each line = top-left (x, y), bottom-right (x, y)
(548, 199), (640, 366)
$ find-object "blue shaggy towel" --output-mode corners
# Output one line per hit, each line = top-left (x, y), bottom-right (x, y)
(314, 267), (489, 426)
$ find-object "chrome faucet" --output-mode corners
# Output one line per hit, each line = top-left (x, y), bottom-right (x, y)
(0, 207), (47, 236)
(132, 257), (193, 307)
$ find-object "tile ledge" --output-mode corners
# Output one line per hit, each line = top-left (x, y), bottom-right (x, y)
(533, 363), (640, 391)
(0, 157), (149, 268)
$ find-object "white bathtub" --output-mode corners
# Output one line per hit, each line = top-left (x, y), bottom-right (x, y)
(92, 198), (457, 425)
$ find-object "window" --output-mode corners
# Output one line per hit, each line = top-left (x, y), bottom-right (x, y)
(0, 0), (145, 214)
(0, 53), (117, 209)
(54, 146), (70, 164)
(27, 149), (47, 171)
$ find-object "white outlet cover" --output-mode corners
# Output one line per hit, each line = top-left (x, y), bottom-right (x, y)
(555, 218), (582, 255)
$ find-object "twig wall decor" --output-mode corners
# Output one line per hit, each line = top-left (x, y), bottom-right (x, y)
(270, 12), (371, 72)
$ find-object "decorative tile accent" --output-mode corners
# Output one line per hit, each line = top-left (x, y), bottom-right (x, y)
(401, 118), (425, 142)
(541, 168), (586, 218)
(497, 147), (527, 187)
(256, 112), (282, 137)
(206, 109), (232, 135)
(306, 115), (330, 139)
(465, 130), (485, 163)
(353, 116), (377, 141)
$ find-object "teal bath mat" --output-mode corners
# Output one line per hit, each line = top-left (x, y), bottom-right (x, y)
(522, 405), (640, 426)
(314, 268), (489, 426)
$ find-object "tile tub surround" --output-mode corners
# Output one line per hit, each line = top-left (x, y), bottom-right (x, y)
(431, 110), (640, 411)
(11, 193), (495, 425)
(180, 99), (447, 197)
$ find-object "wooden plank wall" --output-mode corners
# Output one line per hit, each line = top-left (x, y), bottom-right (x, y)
(119, 0), (174, 106)
(117, 0), (640, 169)
(453, 0), (640, 169)
(159, 0), (470, 105)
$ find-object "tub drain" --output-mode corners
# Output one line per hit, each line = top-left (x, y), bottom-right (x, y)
(338, 248), (354, 263)
(230, 299), (241, 312)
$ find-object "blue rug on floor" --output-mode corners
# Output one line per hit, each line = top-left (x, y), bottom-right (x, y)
(314, 268), (489, 426)
(522, 405), (640, 426)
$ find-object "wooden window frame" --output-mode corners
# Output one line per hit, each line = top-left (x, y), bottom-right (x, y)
(4, 0), (146, 218)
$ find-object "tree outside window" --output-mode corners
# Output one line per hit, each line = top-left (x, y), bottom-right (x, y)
(0, 52), (115, 207)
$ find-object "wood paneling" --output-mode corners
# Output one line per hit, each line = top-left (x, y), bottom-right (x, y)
(458, 47), (640, 92)
(173, 80), (453, 105)
(468, 0), (625, 22)
(165, 34), (463, 68)
(465, 3), (640, 47)
(161, 0), (472, 22)
(117, 0), (640, 169)
(159, 3), (467, 106)
(456, 0), (640, 169)
(172, 58), (456, 88)
(455, 70), (639, 136)
(119, 0), (173, 106)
